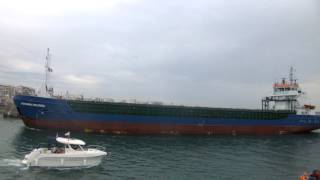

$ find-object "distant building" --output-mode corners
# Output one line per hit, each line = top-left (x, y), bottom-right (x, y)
(0, 84), (35, 117)
(0, 85), (15, 107)
(0, 85), (15, 98)
(0, 84), (35, 107)
(14, 86), (36, 96)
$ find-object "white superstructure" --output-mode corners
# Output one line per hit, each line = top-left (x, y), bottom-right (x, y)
(262, 67), (317, 115)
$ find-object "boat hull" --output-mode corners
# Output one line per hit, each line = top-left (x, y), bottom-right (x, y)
(22, 149), (106, 167)
(14, 95), (320, 135)
(26, 155), (104, 167)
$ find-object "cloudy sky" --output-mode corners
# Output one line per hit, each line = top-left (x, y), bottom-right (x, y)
(0, 0), (319, 109)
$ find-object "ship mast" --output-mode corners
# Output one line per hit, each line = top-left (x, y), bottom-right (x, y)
(44, 48), (54, 97)
(289, 66), (296, 85)
(289, 67), (293, 84)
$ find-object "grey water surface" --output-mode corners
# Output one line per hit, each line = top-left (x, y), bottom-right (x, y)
(0, 116), (319, 180)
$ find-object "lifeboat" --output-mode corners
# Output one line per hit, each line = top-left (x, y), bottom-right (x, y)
(304, 104), (316, 110)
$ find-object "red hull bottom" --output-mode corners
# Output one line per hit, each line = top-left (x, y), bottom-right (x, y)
(22, 118), (316, 135)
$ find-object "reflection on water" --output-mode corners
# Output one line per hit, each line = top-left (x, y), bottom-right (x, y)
(1, 118), (320, 179)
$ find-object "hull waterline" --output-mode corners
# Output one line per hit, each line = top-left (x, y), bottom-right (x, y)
(21, 118), (318, 135)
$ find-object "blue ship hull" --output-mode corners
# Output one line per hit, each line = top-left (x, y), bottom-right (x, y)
(13, 95), (320, 135)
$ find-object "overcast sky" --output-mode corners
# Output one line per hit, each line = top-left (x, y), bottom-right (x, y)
(0, 0), (319, 109)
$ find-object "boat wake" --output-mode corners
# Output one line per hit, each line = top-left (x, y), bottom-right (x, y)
(0, 159), (97, 171)
(24, 126), (43, 131)
(0, 159), (24, 167)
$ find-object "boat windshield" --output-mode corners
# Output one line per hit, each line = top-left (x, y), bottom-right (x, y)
(70, 144), (84, 151)
(47, 137), (65, 153)
(51, 147), (65, 154)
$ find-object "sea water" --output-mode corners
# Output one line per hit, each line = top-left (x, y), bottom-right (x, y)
(0, 116), (319, 180)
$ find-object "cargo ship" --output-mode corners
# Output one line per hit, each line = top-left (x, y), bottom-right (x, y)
(13, 49), (320, 135)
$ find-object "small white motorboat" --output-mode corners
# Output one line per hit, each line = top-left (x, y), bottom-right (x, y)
(22, 133), (107, 168)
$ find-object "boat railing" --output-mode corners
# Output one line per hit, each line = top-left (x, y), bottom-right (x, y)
(87, 145), (106, 151)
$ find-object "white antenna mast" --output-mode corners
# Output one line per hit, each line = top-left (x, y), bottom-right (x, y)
(44, 48), (54, 96)
(289, 66), (294, 85)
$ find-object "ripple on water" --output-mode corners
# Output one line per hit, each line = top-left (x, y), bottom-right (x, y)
(1, 118), (320, 179)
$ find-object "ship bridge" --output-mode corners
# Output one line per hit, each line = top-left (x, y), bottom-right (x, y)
(262, 67), (303, 111)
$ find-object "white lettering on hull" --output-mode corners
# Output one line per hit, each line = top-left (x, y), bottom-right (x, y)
(21, 102), (46, 108)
